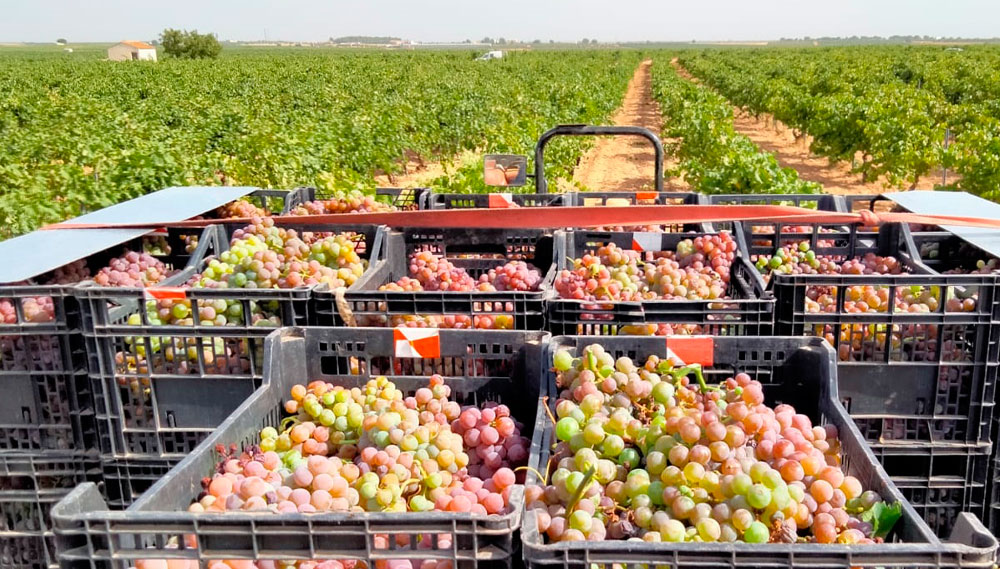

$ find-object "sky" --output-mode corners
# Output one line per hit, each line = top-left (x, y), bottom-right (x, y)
(1, 0), (998, 44)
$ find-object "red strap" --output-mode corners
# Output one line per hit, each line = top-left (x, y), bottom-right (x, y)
(39, 204), (1000, 232)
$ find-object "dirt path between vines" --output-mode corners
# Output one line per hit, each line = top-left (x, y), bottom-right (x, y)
(670, 58), (946, 196)
(572, 60), (688, 191)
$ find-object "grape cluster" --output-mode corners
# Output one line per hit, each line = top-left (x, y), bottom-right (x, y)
(134, 375), (528, 569)
(291, 191), (398, 215)
(94, 251), (174, 287)
(181, 199), (272, 253)
(48, 259), (90, 284)
(752, 241), (980, 362)
(118, 218), (368, 382)
(526, 345), (894, 546)
(2, 248), (171, 326)
(217, 199), (269, 219)
(364, 252), (544, 330)
(748, 225), (837, 249)
(554, 233), (737, 302)
(143, 235), (172, 256)
(141, 218), (367, 325)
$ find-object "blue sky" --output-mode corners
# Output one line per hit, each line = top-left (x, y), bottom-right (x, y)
(1, 0), (998, 43)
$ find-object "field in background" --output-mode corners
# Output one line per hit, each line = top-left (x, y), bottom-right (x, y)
(4, 43), (1000, 237)
(0, 48), (639, 237)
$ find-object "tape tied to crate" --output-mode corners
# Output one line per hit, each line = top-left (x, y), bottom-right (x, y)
(42, 204), (1000, 232)
(393, 327), (441, 358)
(333, 287), (356, 327)
(631, 232), (661, 252)
(665, 336), (714, 366)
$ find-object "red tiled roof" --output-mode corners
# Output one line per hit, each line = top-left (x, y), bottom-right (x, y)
(120, 41), (155, 50)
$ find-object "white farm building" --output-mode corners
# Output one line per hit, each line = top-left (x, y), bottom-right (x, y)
(108, 41), (157, 62)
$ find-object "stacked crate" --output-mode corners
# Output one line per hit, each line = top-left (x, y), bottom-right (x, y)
(744, 220), (999, 536)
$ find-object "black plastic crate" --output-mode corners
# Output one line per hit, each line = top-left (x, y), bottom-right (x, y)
(522, 335), (997, 569)
(52, 327), (548, 569)
(568, 191), (710, 233)
(706, 193), (845, 233)
(217, 188), (310, 217)
(80, 223), (384, 461)
(868, 443), (990, 539)
(424, 191), (568, 210)
(987, 417), (1000, 535)
(0, 288), (89, 454)
(316, 227), (555, 331)
(546, 229), (773, 336)
(750, 222), (1000, 447)
(98, 457), (176, 510)
(906, 229), (1000, 275)
(1, 452), (100, 569)
(297, 186), (427, 211)
(0, 226), (212, 454)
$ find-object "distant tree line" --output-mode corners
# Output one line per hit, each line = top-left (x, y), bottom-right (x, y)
(330, 36), (402, 44)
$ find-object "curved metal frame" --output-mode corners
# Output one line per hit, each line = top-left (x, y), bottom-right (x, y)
(533, 124), (664, 194)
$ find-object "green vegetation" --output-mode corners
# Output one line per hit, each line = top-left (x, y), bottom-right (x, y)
(679, 46), (1000, 197)
(651, 59), (820, 194)
(160, 29), (222, 59)
(0, 49), (639, 237)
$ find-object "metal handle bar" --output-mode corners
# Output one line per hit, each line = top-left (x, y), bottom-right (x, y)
(533, 124), (664, 194)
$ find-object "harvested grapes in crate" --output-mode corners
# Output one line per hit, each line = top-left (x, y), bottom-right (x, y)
(521, 336), (996, 569)
(547, 230), (771, 336)
(320, 228), (554, 331)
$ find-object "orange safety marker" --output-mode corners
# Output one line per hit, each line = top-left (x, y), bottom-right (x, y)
(393, 328), (441, 358)
(631, 232), (661, 252)
(487, 193), (516, 208)
(665, 335), (714, 366)
(143, 287), (187, 301)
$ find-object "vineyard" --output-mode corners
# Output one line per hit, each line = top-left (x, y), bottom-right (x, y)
(6, 46), (1000, 239)
(0, 49), (640, 238)
(678, 46), (1000, 196)
(8, 41), (1000, 569)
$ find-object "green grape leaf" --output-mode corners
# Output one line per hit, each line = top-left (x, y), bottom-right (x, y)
(860, 501), (902, 539)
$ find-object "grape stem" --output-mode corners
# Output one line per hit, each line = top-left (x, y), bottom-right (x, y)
(670, 364), (714, 393)
(514, 465), (549, 486)
(566, 465), (596, 514)
(541, 396), (558, 427)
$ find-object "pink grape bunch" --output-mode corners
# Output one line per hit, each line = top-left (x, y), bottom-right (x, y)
(526, 344), (896, 547)
(133, 375), (527, 569)
(365, 252), (543, 330)
(94, 251), (174, 287)
(383, 252), (543, 294)
(453, 403), (530, 480)
(554, 233), (737, 302)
